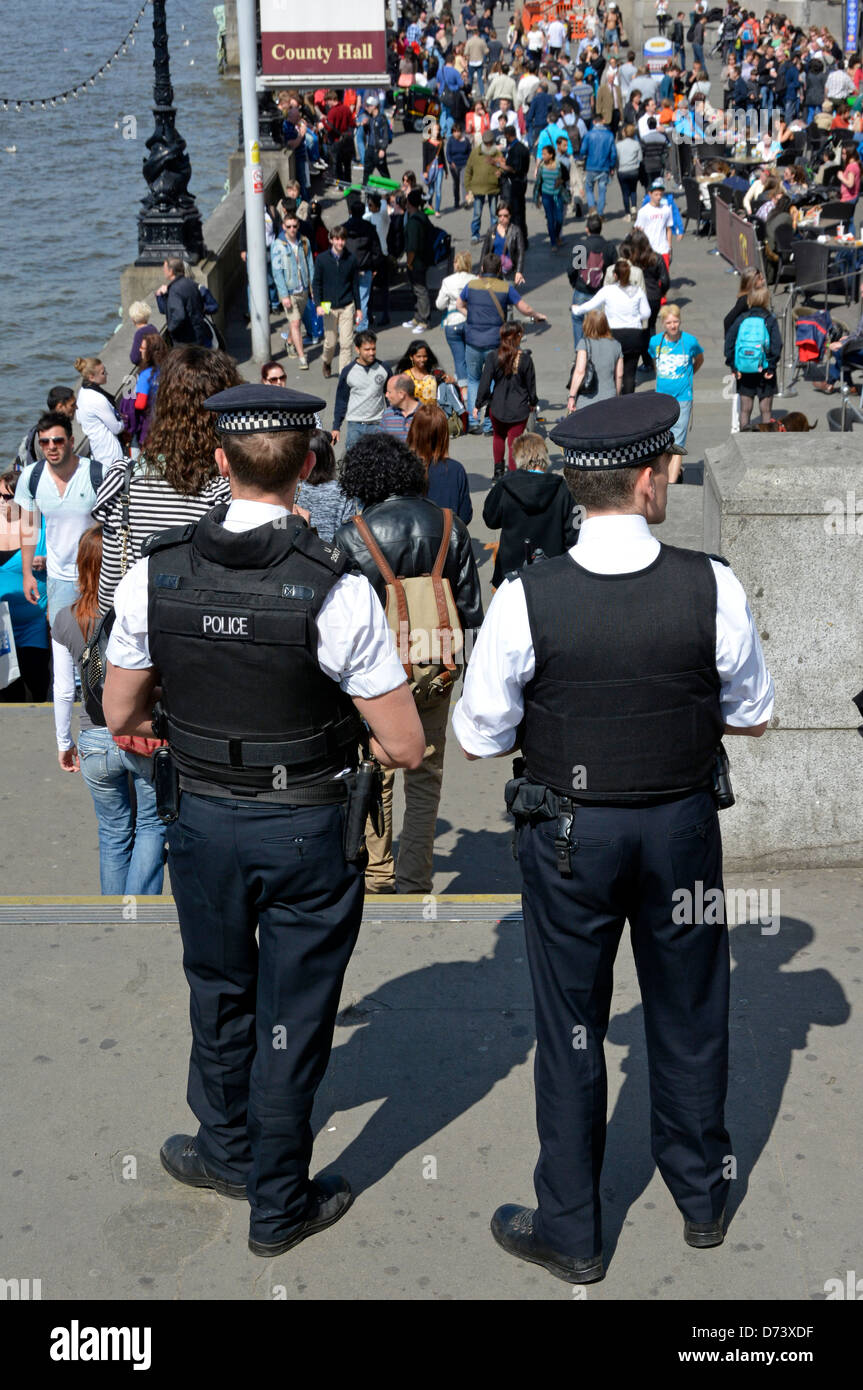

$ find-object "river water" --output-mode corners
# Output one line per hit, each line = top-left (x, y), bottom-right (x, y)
(0, 0), (239, 454)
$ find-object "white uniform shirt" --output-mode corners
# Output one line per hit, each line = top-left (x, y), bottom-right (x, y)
(106, 498), (407, 700)
(453, 514), (775, 757)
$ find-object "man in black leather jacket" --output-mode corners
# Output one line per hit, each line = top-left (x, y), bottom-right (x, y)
(334, 433), (483, 893)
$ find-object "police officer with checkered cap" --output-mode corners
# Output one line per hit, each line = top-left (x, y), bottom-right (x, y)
(453, 393), (774, 1283)
(103, 384), (424, 1256)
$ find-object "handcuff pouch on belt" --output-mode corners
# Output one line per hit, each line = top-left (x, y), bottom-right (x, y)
(504, 758), (575, 877)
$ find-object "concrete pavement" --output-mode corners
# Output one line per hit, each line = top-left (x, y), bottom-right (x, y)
(0, 868), (860, 1300)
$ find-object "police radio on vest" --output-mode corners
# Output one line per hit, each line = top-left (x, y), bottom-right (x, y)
(203, 614), (250, 637)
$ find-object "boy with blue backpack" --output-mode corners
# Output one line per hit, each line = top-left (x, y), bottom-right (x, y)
(724, 285), (782, 430)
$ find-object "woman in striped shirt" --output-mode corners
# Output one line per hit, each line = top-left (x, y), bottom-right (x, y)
(92, 346), (242, 614)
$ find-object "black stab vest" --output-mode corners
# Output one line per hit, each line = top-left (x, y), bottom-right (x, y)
(147, 505), (362, 793)
(519, 545), (724, 800)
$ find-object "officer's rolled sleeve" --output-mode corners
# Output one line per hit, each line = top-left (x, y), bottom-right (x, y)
(105, 558), (153, 669)
(317, 574), (407, 698)
(452, 577), (535, 757)
(712, 560), (775, 727)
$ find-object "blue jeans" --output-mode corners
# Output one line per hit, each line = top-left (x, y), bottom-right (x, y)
(439, 104), (454, 140)
(344, 419), (379, 448)
(807, 105), (820, 124)
(47, 576), (79, 626)
(541, 191), (564, 246)
(295, 150), (311, 202)
(784, 96), (799, 123)
(77, 727), (166, 896)
(585, 169), (610, 216)
(357, 270), (373, 331)
(426, 162), (444, 212)
(827, 344), (863, 384)
(355, 124), (366, 164)
(469, 63), (484, 97)
(445, 321), (468, 386)
(465, 341), (494, 431)
(470, 192), (498, 238)
(692, 43), (707, 74)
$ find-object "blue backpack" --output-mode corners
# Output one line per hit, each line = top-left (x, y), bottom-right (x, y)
(734, 314), (770, 374)
(431, 226), (452, 266)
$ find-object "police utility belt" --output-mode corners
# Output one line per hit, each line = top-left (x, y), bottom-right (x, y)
(504, 761), (579, 879)
(505, 748), (735, 879)
(151, 707), (383, 868)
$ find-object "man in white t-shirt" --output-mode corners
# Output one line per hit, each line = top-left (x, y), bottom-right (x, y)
(547, 18), (567, 57)
(13, 410), (111, 622)
(636, 180), (675, 260)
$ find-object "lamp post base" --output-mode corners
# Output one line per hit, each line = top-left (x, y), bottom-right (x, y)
(135, 206), (206, 266)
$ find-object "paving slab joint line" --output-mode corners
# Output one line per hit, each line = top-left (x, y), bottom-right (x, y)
(0, 893), (523, 905)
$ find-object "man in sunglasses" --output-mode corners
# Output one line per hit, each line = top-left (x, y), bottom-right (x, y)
(13, 412), (108, 623)
(15, 385), (76, 474)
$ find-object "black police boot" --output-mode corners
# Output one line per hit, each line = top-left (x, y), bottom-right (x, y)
(248, 1174), (353, 1257)
(683, 1207), (727, 1249)
(160, 1134), (248, 1199)
(491, 1205), (604, 1284)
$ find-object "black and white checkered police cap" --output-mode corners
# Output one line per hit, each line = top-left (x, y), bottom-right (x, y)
(550, 392), (681, 469)
(203, 384), (326, 434)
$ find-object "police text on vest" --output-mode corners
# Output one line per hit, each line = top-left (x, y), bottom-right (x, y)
(202, 613), (252, 638)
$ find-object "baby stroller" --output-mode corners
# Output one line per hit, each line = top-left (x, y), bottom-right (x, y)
(394, 84), (441, 134)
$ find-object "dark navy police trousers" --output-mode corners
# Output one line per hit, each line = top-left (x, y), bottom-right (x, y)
(517, 790), (730, 1258)
(168, 791), (363, 1242)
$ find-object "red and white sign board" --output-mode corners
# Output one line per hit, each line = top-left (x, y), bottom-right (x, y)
(260, 0), (389, 85)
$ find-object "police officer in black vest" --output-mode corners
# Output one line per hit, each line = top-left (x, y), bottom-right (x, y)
(103, 384), (425, 1257)
(453, 394), (774, 1283)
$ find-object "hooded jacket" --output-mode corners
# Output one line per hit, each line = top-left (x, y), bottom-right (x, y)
(482, 470), (580, 587)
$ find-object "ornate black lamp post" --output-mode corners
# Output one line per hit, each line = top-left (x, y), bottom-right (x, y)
(136, 0), (205, 264)
(236, 28), (283, 151)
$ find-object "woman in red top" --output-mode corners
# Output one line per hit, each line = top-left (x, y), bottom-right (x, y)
(466, 100), (491, 145)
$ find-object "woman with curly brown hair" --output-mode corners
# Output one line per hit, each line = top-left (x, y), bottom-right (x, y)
(92, 346), (242, 613)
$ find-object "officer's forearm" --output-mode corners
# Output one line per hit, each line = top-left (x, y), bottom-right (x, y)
(104, 662), (160, 737)
(353, 685), (425, 770)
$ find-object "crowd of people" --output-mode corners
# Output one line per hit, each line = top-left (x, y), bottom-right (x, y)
(3, 0), (858, 899)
